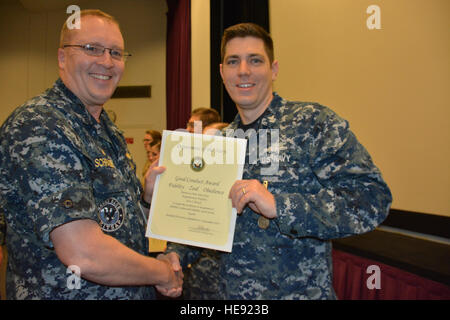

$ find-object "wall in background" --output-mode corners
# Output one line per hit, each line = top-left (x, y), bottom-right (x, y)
(270, 0), (450, 216)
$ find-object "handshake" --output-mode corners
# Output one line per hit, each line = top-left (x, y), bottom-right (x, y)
(155, 252), (184, 298)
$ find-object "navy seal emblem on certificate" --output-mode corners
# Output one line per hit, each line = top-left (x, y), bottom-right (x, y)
(190, 156), (205, 172)
(98, 197), (125, 232)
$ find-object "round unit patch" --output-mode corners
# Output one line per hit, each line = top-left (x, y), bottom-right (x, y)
(98, 197), (126, 232)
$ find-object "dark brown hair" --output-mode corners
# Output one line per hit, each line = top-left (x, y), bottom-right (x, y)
(145, 130), (162, 146)
(221, 23), (274, 63)
(191, 108), (221, 127)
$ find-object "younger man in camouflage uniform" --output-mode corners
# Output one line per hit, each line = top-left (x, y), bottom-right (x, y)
(0, 10), (182, 300)
(168, 23), (392, 299)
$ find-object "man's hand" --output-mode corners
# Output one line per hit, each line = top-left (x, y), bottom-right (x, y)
(155, 252), (183, 297)
(142, 160), (165, 204)
(229, 179), (277, 219)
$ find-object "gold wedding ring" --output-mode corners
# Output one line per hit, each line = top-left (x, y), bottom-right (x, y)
(242, 187), (246, 195)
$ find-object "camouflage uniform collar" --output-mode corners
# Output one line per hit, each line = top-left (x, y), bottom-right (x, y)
(99, 108), (124, 137)
(260, 92), (283, 128)
(53, 78), (102, 127)
(229, 92), (283, 130)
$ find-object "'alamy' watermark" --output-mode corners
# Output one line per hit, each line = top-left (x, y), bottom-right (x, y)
(170, 125), (280, 176)
(366, 265), (381, 290)
(66, 265), (81, 290)
(366, 5), (381, 30)
(227, 128), (279, 176)
(66, 5), (81, 30)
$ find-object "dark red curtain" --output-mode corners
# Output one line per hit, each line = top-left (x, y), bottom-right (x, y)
(166, 0), (191, 130)
(333, 249), (450, 299)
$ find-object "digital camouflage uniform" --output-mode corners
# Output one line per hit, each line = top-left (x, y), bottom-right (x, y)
(0, 79), (153, 300)
(0, 208), (5, 246)
(169, 92), (392, 299)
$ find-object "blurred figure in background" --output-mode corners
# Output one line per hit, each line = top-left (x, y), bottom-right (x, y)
(147, 141), (161, 165)
(142, 130), (162, 178)
(186, 108), (221, 133)
(203, 122), (229, 136)
(144, 139), (166, 254)
(143, 130), (161, 153)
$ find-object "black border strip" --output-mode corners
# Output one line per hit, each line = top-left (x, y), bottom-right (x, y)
(111, 85), (151, 99)
(382, 209), (450, 239)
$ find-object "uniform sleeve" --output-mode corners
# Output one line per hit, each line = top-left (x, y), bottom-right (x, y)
(0, 209), (5, 246)
(166, 242), (203, 269)
(7, 118), (97, 248)
(274, 108), (392, 240)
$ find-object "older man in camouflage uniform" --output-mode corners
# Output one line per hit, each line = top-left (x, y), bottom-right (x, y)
(0, 209), (5, 266)
(168, 23), (392, 299)
(0, 10), (182, 300)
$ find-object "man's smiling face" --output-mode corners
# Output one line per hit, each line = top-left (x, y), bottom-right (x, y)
(58, 15), (125, 109)
(220, 36), (278, 122)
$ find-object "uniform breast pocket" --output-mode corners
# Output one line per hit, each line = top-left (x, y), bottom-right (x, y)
(91, 166), (127, 196)
(261, 164), (300, 194)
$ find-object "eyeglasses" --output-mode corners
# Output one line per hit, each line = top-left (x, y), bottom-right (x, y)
(63, 44), (132, 61)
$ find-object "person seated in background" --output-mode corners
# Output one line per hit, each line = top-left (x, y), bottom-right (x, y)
(203, 122), (229, 136)
(142, 130), (162, 178)
(143, 130), (162, 153)
(144, 140), (166, 254)
(147, 141), (161, 165)
(186, 108), (221, 133)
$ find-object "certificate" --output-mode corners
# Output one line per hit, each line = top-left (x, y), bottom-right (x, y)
(146, 130), (247, 252)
